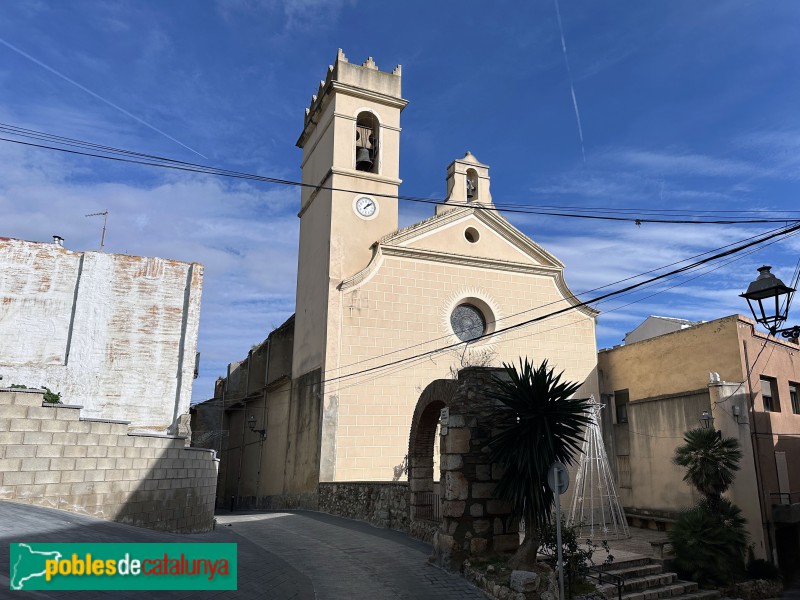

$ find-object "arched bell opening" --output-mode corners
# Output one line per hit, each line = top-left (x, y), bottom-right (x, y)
(355, 111), (380, 173)
(466, 168), (479, 202)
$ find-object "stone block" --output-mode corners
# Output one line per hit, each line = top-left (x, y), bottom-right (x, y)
(89, 422), (111, 434)
(66, 421), (91, 433)
(55, 407), (81, 421)
(444, 428), (471, 454)
(4, 444), (35, 458)
(469, 503), (484, 517)
(11, 419), (40, 432)
(84, 470), (105, 482)
(442, 500), (466, 518)
(106, 446), (125, 458)
(0, 405), (29, 419)
(96, 458), (116, 470)
(70, 482), (96, 496)
(63, 446), (88, 458)
(75, 458), (98, 470)
(52, 433), (78, 445)
(11, 393), (43, 407)
(26, 406), (54, 420)
(448, 415), (465, 428)
(40, 420), (69, 433)
(0, 432), (24, 445)
(470, 538), (488, 555)
(36, 445), (63, 458)
(61, 470), (85, 483)
(473, 519), (491, 534)
(16, 483), (47, 498)
(45, 483), (72, 496)
(510, 570), (539, 593)
(49, 458), (76, 471)
(23, 432), (53, 445)
(0, 485), (14, 499)
(0, 418), (9, 432)
(21, 457), (50, 471)
(34, 471), (61, 485)
(445, 471), (469, 501)
(87, 446), (108, 458)
(472, 482), (495, 499)
(440, 454), (463, 471)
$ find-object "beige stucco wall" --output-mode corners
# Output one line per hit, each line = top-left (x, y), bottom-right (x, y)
(0, 238), (202, 433)
(325, 244), (598, 482)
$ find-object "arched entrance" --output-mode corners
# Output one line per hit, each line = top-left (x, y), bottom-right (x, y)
(408, 379), (456, 526)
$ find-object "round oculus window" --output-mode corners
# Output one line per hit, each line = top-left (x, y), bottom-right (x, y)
(450, 303), (486, 342)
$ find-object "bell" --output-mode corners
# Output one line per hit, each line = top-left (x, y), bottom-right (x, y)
(356, 147), (373, 171)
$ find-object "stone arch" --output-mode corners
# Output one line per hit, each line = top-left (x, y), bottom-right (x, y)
(408, 379), (457, 523)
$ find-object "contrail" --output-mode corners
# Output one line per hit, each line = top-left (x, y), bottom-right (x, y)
(553, 0), (586, 165)
(0, 37), (207, 159)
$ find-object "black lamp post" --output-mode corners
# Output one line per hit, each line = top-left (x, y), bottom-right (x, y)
(699, 410), (714, 429)
(740, 265), (799, 339)
(247, 415), (266, 439)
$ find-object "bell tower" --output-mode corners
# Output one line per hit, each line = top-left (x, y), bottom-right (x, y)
(293, 50), (407, 379)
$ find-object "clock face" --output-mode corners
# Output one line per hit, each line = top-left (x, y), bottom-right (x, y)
(355, 196), (377, 218)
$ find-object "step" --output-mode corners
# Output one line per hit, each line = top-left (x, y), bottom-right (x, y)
(597, 573), (682, 597)
(601, 582), (704, 600)
(603, 563), (663, 579)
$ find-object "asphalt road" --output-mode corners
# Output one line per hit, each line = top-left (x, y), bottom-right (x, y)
(0, 501), (485, 599)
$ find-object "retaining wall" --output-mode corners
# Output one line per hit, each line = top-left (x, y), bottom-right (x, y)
(0, 389), (218, 533)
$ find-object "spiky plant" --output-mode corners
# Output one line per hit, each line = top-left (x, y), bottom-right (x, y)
(669, 498), (747, 586)
(674, 427), (742, 504)
(489, 358), (592, 569)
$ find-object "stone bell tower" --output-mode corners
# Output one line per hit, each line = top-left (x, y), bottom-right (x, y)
(293, 49), (407, 381)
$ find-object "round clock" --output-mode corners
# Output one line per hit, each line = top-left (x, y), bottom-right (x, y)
(354, 196), (378, 219)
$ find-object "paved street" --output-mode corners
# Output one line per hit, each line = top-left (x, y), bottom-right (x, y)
(0, 502), (485, 599)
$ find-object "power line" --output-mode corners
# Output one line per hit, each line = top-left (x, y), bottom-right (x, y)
(2, 123), (799, 225)
(317, 220), (800, 386)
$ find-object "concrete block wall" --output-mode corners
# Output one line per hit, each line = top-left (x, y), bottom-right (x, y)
(0, 389), (218, 533)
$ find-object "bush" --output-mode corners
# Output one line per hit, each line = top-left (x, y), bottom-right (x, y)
(669, 498), (747, 586)
(539, 518), (613, 597)
(42, 387), (62, 404)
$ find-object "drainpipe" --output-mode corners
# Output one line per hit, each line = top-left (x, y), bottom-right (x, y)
(235, 351), (253, 508)
(255, 339), (271, 506)
(743, 337), (775, 563)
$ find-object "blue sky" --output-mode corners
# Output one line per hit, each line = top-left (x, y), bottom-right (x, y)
(2, 1), (799, 402)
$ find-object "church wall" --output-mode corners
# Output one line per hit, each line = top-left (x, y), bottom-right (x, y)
(327, 255), (598, 482)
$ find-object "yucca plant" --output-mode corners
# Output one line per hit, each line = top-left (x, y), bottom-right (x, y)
(489, 358), (592, 569)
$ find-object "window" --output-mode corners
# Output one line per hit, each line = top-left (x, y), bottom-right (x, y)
(614, 389), (629, 424)
(790, 383), (799, 415)
(450, 304), (486, 342)
(616, 455), (631, 488)
(761, 377), (780, 412)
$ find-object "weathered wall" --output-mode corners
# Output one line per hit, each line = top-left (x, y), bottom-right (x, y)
(318, 481), (409, 531)
(0, 389), (217, 533)
(0, 238), (203, 433)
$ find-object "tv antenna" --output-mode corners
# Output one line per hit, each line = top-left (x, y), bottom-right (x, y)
(85, 210), (108, 251)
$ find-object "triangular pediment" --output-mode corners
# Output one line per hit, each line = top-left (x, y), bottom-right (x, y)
(378, 206), (563, 269)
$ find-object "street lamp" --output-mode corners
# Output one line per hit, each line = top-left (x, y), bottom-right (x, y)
(740, 266), (799, 339)
(699, 410), (714, 429)
(247, 415), (266, 439)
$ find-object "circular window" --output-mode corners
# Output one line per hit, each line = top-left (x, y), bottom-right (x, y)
(450, 304), (486, 342)
(464, 227), (480, 243)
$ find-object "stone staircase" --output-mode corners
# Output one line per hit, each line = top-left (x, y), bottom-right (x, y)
(593, 557), (720, 600)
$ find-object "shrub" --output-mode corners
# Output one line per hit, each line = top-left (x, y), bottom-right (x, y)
(42, 387), (62, 404)
(746, 547), (781, 580)
(669, 498), (747, 586)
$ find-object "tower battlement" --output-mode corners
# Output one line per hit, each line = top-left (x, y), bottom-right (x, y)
(298, 49), (404, 146)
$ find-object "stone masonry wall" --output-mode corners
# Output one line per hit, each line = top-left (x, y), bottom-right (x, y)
(0, 389), (218, 533)
(318, 482), (410, 532)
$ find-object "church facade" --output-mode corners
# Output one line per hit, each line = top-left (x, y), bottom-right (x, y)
(193, 50), (599, 505)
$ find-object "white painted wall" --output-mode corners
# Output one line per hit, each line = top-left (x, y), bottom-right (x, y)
(0, 238), (203, 433)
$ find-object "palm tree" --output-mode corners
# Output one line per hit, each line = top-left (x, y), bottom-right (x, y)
(489, 358), (592, 570)
(673, 427), (742, 505)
